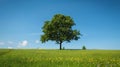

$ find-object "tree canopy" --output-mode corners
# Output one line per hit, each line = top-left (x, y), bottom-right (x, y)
(41, 14), (81, 50)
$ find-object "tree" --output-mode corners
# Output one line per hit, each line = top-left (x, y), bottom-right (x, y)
(41, 14), (81, 50)
(82, 45), (86, 50)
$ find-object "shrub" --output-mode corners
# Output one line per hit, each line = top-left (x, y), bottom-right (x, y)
(63, 47), (65, 50)
(82, 45), (86, 50)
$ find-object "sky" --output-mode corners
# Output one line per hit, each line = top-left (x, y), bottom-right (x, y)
(0, 0), (120, 49)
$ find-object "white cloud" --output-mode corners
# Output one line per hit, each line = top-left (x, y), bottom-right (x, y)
(19, 40), (28, 46)
(35, 40), (39, 44)
(8, 47), (13, 49)
(0, 42), (4, 45)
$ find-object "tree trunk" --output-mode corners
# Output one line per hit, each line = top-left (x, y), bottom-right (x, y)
(60, 42), (62, 50)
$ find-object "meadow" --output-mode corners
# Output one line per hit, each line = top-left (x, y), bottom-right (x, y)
(0, 49), (120, 67)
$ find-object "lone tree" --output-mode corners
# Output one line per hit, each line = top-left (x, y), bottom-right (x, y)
(41, 14), (81, 50)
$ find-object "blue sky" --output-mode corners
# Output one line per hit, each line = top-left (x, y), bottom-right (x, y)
(0, 0), (120, 49)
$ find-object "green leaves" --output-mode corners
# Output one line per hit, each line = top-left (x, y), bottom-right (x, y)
(41, 14), (81, 49)
(41, 35), (48, 43)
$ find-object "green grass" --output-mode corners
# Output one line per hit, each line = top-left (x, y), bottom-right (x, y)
(0, 49), (120, 67)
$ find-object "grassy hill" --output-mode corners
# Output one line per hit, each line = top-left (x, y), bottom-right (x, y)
(0, 49), (120, 67)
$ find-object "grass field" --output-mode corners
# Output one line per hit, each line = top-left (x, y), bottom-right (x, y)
(0, 49), (120, 67)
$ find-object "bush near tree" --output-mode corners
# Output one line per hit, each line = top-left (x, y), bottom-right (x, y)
(82, 45), (86, 50)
